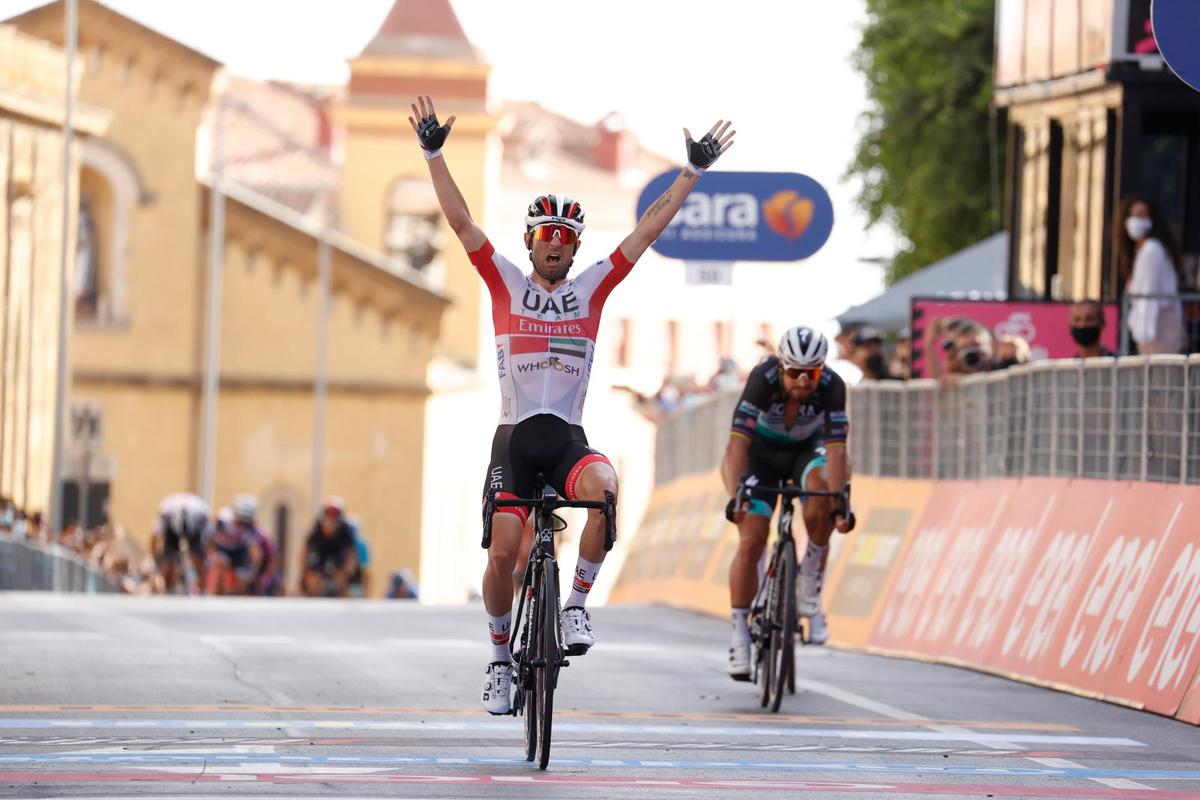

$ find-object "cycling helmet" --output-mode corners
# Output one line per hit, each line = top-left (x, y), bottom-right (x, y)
(778, 326), (829, 368)
(525, 194), (585, 235)
(322, 496), (345, 520)
(232, 493), (258, 523)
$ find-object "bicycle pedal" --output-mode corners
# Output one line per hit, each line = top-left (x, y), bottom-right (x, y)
(560, 659), (570, 667)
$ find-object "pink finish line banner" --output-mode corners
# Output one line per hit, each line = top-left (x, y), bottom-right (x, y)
(910, 298), (1119, 378)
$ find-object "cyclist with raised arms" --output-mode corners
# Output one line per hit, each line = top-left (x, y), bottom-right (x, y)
(409, 95), (733, 714)
(721, 326), (854, 680)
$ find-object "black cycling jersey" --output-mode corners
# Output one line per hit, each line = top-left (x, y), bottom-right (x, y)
(730, 356), (849, 448)
(305, 522), (356, 572)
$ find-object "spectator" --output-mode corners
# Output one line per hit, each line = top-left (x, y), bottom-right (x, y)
(851, 327), (893, 381)
(828, 325), (864, 385)
(1069, 300), (1117, 358)
(706, 358), (742, 392)
(889, 329), (912, 379)
(346, 514), (371, 597)
(924, 317), (993, 384)
(387, 568), (419, 600)
(1116, 195), (1186, 354)
(992, 335), (1031, 370)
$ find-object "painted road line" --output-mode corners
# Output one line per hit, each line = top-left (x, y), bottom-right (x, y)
(0, 705), (1082, 730)
(1, 771), (1200, 797)
(2, 753), (1195, 779)
(5, 631), (107, 641)
(791, 673), (1153, 790)
(0, 718), (1146, 745)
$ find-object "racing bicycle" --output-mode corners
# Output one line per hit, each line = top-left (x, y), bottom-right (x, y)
(482, 475), (616, 768)
(734, 479), (853, 712)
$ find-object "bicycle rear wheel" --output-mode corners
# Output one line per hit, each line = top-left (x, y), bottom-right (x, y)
(522, 578), (539, 762)
(536, 558), (560, 770)
(768, 539), (796, 712)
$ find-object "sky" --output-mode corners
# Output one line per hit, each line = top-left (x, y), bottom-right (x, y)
(0, 0), (897, 324)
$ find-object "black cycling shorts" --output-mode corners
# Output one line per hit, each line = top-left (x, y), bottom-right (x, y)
(483, 414), (611, 524)
(743, 438), (828, 518)
(161, 528), (203, 558)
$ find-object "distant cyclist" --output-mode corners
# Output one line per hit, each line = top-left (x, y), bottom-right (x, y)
(302, 497), (358, 598)
(151, 492), (209, 593)
(409, 94), (733, 714)
(206, 494), (271, 596)
(720, 326), (854, 680)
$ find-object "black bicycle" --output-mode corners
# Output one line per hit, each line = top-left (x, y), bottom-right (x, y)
(734, 479), (853, 712)
(482, 475), (616, 769)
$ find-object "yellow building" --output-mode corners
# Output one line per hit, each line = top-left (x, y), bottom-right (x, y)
(0, 23), (107, 519)
(8, 0), (449, 594)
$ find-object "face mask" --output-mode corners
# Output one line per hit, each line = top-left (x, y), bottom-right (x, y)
(1070, 325), (1101, 347)
(1125, 216), (1153, 241)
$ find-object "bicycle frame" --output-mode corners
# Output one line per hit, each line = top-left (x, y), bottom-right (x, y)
(480, 474), (615, 768)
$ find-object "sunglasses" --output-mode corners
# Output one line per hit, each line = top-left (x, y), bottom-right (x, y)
(783, 366), (822, 381)
(529, 224), (579, 246)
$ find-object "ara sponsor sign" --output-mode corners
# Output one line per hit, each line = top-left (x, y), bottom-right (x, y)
(636, 170), (834, 262)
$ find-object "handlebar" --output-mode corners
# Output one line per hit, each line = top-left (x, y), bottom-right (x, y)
(733, 480), (855, 531)
(482, 485), (617, 552)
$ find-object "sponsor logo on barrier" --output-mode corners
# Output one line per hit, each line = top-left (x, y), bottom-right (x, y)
(1127, 540), (1200, 692)
(914, 514), (995, 644)
(1059, 504), (1181, 676)
(953, 519), (1044, 650)
(1001, 513), (1103, 663)
(877, 511), (957, 640)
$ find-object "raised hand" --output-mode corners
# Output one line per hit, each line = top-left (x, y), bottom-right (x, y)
(683, 120), (735, 172)
(408, 95), (456, 153)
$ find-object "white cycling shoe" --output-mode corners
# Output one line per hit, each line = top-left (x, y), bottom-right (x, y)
(728, 643), (752, 681)
(805, 611), (830, 646)
(561, 606), (594, 655)
(481, 661), (513, 715)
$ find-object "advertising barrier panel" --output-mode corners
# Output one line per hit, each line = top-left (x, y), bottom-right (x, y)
(614, 472), (1200, 724)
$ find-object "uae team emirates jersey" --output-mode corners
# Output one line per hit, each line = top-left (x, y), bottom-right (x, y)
(468, 240), (634, 425)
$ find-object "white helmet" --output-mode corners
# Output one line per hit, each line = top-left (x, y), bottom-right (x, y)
(778, 326), (828, 369)
(232, 493), (258, 523)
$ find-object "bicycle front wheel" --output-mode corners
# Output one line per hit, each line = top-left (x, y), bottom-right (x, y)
(768, 538), (796, 712)
(522, 579), (539, 762)
(536, 558), (560, 770)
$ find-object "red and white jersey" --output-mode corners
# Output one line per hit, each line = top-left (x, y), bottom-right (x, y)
(468, 240), (634, 425)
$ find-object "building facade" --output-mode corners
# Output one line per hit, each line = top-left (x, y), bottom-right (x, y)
(0, 23), (107, 519)
(8, 0), (448, 593)
(997, 0), (1200, 301)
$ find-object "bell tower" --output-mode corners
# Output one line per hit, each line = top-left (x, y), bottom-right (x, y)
(337, 0), (495, 367)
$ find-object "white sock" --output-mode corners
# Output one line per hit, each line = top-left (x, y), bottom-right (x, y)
(802, 542), (828, 577)
(488, 612), (511, 662)
(731, 607), (751, 647)
(566, 557), (602, 608)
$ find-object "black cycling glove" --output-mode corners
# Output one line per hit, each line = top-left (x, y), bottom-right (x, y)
(725, 497), (741, 523)
(829, 507), (857, 532)
(416, 112), (452, 154)
(687, 132), (722, 172)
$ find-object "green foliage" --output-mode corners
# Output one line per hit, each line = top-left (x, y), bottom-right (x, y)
(849, 0), (1001, 283)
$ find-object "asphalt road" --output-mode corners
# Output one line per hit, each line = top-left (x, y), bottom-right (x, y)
(1, 592), (1198, 799)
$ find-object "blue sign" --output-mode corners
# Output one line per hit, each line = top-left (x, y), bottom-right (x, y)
(1154, 0), (1200, 92)
(635, 170), (834, 262)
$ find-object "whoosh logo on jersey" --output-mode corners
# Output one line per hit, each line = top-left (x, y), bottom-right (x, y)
(516, 357), (581, 376)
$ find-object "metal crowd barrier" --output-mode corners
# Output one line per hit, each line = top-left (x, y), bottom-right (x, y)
(849, 354), (1200, 483)
(0, 533), (117, 592)
(655, 354), (1200, 486)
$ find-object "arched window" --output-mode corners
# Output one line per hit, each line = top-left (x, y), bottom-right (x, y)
(76, 140), (143, 324)
(385, 178), (441, 274)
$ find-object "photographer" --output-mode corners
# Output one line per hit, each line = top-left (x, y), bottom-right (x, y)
(923, 317), (993, 385)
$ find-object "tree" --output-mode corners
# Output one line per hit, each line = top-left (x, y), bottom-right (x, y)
(849, 0), (1001, 283)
